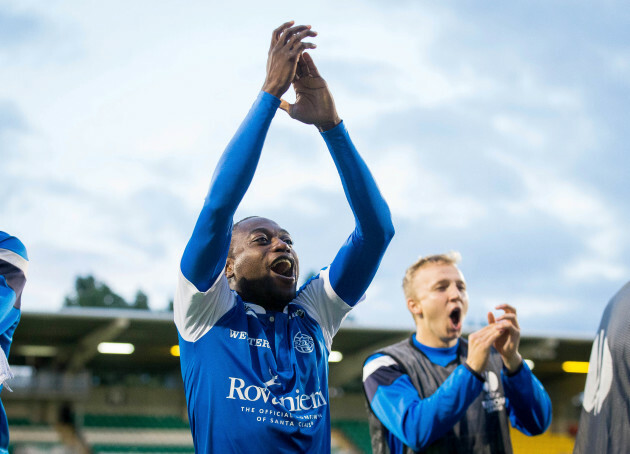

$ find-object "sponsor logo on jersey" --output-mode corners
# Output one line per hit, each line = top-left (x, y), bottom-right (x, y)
(229, 329), (271, 349)
(483, 370), (499, 393)
(289, 308), (305, 320)
(583, 329), (613, 415)
(293, 331), (314, 353)
(226, 376), (328, 412)
(481, 371), (505, 413)
(264, 370), (281, 388)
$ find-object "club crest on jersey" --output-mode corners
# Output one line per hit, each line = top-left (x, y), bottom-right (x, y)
(293, 331), (314, 354)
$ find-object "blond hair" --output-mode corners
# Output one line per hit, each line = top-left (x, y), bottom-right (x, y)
(402, 251), (462, 300)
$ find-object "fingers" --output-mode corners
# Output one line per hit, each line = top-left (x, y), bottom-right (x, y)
(286, 28), (317, 55)
(281, 25), (315, 46)
(295, 55), (309, 80)
(484, 324), (505, 343)
(471, 324), (503, 347)
(467, 324), (503, 373)
(487, 311), (495, 325)
(270, 23), (316, 53)
(279, 99), (292, 115)
(494, 304), (519, 328)
(262, 23), (317, 98)
(495, 303), (516, 314)
(495, 313), (518, 326)
(271, 21), (294, 48)
(301, 52), (321, 77)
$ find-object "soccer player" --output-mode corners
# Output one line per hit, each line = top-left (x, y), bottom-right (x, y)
(0, 232), (28, 452)
(573, 282), (630, 453)
(174, 22), (394, 453)
(363, 253), (551, 453)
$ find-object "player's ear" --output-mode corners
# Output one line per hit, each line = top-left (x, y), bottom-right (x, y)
(407, 298), (422, 317)
(225, 258), (235, 279)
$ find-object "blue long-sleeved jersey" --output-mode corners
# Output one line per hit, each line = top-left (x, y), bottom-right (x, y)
(0, 232), (28, 453)
(363, 336), (552, 453)
(174, 91), (394, 453)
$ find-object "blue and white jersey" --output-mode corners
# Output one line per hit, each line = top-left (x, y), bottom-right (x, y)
(174, 91), (394, 453)
(175, 267), (351, 453)
(0, 232), (28, 453)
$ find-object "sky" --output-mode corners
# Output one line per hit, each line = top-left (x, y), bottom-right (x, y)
(1, 0), (629, 335)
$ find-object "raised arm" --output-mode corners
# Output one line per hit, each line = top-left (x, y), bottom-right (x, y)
(181, 22), (316, 291)
(281, 52), (394, 305)
(323, 124), (394, 305)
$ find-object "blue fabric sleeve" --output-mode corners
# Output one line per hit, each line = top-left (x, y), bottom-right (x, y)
(502, 362), (552, 435)
(0, 232), (28, 260)
(0, 278), (16, 328)
(365, 356), (483, 451)
(180, 92), (281, 291)
(0, 232), (27, 320)
(321, 124), (394, 306)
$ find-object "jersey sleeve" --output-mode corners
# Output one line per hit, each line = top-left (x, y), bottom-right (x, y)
(0, 232), (28, 320)
(175, 92), (280, 335)
(502, 361), (552, 435)
(321, 123), (394, 307)
(293, 267), (353, 352)
(174, 269), (236, 342)
(363, 354), (484, 451)
(180, 92), (281, 292)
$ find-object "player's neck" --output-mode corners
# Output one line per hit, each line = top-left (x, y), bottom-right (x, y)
(236, 290), (291, 312)
(415, 330), (458, 349)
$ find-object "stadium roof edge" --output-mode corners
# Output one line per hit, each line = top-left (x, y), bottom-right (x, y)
(23, 307), (174, 321)
(20, 308), (595, 342)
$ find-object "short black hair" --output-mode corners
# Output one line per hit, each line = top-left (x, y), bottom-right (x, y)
(232, 216), (262, 232)
(228, 216), (262, 258)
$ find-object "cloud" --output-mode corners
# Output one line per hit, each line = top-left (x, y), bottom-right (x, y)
(0, 100), (26, 133)
(0, 7), (43, 48)
(0, 4), (82, 66)
(2, 0), (629, 336)
(489, 150), (629, 281)
(370, 146), (488, 228)
(0, 100), (28, 163)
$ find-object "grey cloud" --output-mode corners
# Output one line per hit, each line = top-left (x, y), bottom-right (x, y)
(0, 100), (27, 133)
(0, 5), (84, 65)
(0, 101), (28, 162)
(414, 1), (630, 201)
(0, 7), (44, 48)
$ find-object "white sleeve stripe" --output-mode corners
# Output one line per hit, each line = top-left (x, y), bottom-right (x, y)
(363, 355), (397, 382)
(297, 267), (352, 353)
(0, 249), (28, 277)
(322, 268), (345, 305)
(174, 268), (235, 343)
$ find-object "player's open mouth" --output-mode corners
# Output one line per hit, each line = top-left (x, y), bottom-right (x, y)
(270, 257), (295, 279)
(449, 307), (462, 329)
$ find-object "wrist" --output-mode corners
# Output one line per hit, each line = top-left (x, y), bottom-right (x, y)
(503, 353), (522, 373)
(464, 362), (485, 382)
(261, 82), (285, 100)
(316, 117), (341, 132)
(465, 359), (483, 375)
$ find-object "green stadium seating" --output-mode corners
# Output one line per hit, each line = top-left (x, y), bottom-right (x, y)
(91, 446), (195, 454)
(83, 414), (189, 429)
(331, 420), (372, 454)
